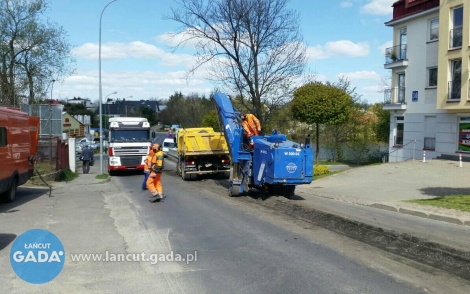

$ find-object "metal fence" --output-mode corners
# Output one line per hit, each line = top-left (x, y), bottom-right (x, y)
(36, 136), (69, 170)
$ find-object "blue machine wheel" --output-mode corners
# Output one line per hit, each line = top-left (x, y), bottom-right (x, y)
(229, 184), (240, 197)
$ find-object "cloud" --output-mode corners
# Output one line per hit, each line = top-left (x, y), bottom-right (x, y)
(71, 41), (165, 60)
(307, 40), (369, 60)
(70, 41), (200, 68)
(361, 0), (394, 15)
(55, 68), (214, 101)
(326, 40), (370, 56)
(362, 85), (383, 94)
(378, 40), (393, 54)
(338, 71), (382, 82)
(156, 29), (203, 49)
(340, 1), (353, 8)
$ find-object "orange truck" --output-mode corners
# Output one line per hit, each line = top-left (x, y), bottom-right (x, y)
(0, 107), (40, 202)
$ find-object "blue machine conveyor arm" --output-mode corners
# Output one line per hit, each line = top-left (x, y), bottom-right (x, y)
(212, 93), (249, 163)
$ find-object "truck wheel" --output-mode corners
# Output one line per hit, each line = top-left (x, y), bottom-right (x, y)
(182, 167), (190, 181)
(1, 178), (17, 203)
(229, 184), (240, 197)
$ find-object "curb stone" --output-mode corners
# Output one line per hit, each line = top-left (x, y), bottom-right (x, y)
(398, 208), (429, 219)
(428, 214), (463, 225)
(368, 202), (469, 227)
(371, 203), (398, 212)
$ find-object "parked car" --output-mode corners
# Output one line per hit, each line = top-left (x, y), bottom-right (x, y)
(162, 138), (176, 157)
(76, 140), (97, 155)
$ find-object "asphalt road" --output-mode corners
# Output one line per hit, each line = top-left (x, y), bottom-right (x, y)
(109, 158), (435, 294)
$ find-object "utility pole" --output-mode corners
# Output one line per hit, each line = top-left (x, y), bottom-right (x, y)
(49, 79), (56, 164)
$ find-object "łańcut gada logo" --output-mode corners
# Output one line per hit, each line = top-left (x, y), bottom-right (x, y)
(10, 229), (65, 284)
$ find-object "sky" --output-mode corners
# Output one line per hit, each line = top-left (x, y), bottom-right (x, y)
(44, 0), (395, 105)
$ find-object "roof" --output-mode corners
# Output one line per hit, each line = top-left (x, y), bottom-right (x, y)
(386, 0), (439, 26)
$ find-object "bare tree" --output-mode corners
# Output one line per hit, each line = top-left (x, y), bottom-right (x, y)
(165, 0), (307, 125)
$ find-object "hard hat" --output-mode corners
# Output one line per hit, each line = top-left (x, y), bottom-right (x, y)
(152, 143), (160, 150)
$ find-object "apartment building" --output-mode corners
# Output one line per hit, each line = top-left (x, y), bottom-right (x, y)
(383, 0), (470, 162)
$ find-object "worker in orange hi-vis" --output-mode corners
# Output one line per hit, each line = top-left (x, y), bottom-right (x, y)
(241, 113), (261, 148)
(241, 113), (261, 136)
(141, 146), (155, 190)
(146, 143), (165, 202)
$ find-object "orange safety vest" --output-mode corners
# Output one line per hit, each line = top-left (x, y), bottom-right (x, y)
(149, 150), (164, 173)
(144, 149), (155, 172)
(242, 114), (261, 137)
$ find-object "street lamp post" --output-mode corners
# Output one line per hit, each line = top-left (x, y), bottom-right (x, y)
(99, 0), (117, 175)
(104, 91), (117, 130)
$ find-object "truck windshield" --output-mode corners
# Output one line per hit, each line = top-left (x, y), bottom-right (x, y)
(110, 130), (150, 142)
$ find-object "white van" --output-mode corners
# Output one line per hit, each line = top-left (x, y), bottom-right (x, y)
(162, 138), (176, 156)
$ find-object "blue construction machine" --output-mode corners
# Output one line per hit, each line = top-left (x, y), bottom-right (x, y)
(213, 92), (314, 198)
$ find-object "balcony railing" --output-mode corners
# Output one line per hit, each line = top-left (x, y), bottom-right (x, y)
(424, 137), (436, 150)
(384, 87), (406, 104)
(448, 81), (461, 100)
(450, 26), (463, 49)
(385, 45), (407, 64)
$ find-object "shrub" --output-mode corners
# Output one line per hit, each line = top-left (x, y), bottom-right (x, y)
(57, 168), (78, 182)
(314, 165), (330, 176)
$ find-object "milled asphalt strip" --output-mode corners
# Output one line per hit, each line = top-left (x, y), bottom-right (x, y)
(163, 153), (470, 282)
(168, 150), (469, 227)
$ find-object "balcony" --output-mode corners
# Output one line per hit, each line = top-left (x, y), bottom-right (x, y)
(384, 45), (408, 69)
(449, 26), (463, 49)
(448, 81), (461, 101)
(383, 87), (407, 110)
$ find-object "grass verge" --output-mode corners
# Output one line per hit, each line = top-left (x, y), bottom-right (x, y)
(313, 170), (343, 181)
(95, 174), (109, 180)
(406, 195), (470, 212)
(58, 168), (78, 182)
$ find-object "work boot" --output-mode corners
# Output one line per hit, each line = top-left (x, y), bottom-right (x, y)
(149, 195), (161, 202)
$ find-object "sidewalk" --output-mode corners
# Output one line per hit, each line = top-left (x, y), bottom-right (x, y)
(295, 159), (470, 250)
(298, 159), (470, 225)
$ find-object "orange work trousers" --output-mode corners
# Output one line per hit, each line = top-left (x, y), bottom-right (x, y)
(146, 172), (163, 196)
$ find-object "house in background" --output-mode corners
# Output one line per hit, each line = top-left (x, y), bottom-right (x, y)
(62, 112), (85, 138)
(383, 0), (470, 162)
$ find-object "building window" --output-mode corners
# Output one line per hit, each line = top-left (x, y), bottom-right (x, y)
(458, 117), (470, 152)
(427, 67), (437, 88)
(450, 6), (463, 49)
(0, 127), (6, 147)
(429, 18), (439, 41)
(395, 116), (404, 146)
(449, 59), (462, 100)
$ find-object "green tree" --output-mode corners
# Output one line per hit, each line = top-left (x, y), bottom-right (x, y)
(291, 81), (352, 162)
(158, 92), (214, 127)
(369, 103), (390, 143)
(201, 110), (221, 132)
(0, 0), (75, 106)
